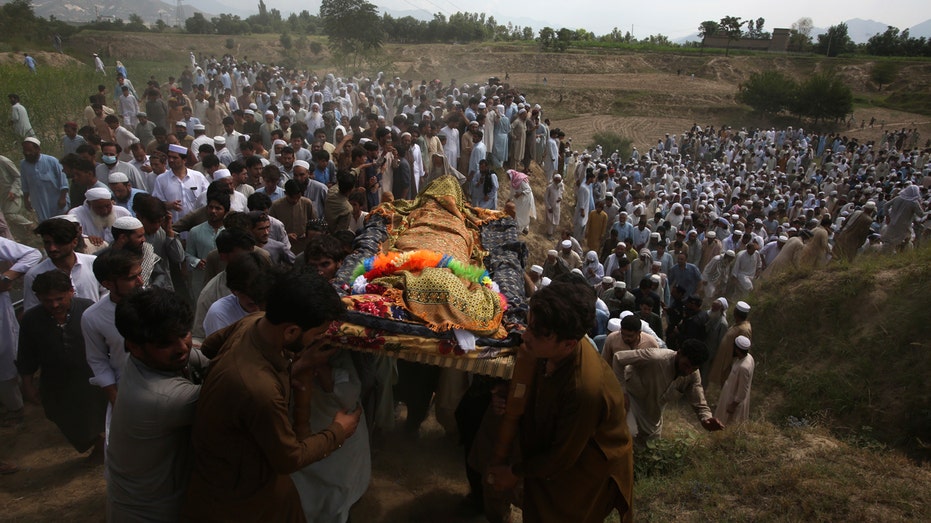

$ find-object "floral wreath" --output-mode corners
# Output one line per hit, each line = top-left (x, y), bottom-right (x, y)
(351, 249), (494, 288)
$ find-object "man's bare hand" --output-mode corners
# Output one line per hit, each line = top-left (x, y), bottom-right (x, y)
(702, 417), (725, 431)
(333, 405), (362, 438)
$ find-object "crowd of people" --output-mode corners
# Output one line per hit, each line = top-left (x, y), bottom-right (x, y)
(1, 50), (929, 522)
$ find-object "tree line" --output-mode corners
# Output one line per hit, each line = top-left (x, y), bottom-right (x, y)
(4, 0), (931, 60)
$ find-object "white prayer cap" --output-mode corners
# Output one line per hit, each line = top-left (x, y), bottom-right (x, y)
(706, 231), (716, 239)
(477, 102), (486, 109)
(607, 318), (622, 333)
(168, 144), (188, 155)
(23, 137), (40, 147)
(778, 235), (788, 242)
(84, 187), (112, 201)
(175, 121), (187, 128)
(715, 297), (728, 309)
(650, 232), (661, 240)
(108, 172), (130, 184)
(193, 123), (206, 131)
(561, 240), (572, 249)
(546, 249), (558, 257)
(293, 160), (310, 170)
(616, 242), (627, 249)
(244, 109), (255, 116)
(724, 250), (736, 258)
(864, 201), (877, 211)
(614, 281), (626, 290)
(735, 301), (751, 313)
(272, 139), (287, 148)
(619, 310), (634, 320)
(213, 169), (231, 179)
(530, 264), (543, 275)
(249, 103), (258, 110)
(602, 276), (615, 285)
(651, 260), (662, 267)
(735, 335), (751, 351)
(571, 268), (583, 276)
(52, 214), (80, 224)
(649, 274), (661, 283)
(112, 216), (143, 230)
(213, 136), (226, 145)
(540, 277), (551, 287)
(264, 110), (274, 116)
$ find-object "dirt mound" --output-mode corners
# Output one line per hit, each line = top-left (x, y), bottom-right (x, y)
(0, 51), (82, 67)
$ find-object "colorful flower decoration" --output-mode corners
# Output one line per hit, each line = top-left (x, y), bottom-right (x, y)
(351, 249), (499, 292)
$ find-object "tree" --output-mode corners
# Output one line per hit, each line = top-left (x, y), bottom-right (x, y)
(793, 72), (852, 123)
(124, 13), (147, 32)
(870, 61), (898, 90)
(185, 13), (214, 34)
(789, 17), (813, 52)
(737, 70), (797, 115)
(279, 32), (292, 50)
(555, 27), (575, 52)
(154, 19), (167, 32)
(698, 20), (720, 39)
(719, 16), (743, 56)
(319, 0), (382, 69)
(814, 23), (854, 57)
(538, 26), (556, 51)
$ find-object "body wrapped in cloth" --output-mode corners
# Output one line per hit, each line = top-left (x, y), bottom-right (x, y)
(328, 175), (528, 377)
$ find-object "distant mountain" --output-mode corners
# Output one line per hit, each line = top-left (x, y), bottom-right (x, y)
(844, 18), (891, 44)
(908, 19), (931, 39)
(24, 0), (207, 25)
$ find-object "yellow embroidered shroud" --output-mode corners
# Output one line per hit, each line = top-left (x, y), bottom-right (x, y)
(368, 176), (508, 338)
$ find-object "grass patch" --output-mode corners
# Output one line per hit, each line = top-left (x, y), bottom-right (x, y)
(587, 131), (632, 158)
(634, 419), (931, 521)
(752, 244), (931, 458)
(876, 91), (931, 117)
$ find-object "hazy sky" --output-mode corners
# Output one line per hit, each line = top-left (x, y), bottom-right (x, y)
(238, 0), (930, 39)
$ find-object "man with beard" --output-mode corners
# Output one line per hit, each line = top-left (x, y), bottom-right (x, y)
(110, 216), (172, 290)
(601, 313), (662, 367)
(107, 286), (207, 521)
(183, 271), (361, 521)
(133, 193), (185, 291)
(714, 335), (755, 427)
(83, 249), (144, 407)
(22, 218), (104, 310)
(702, 297), (729, 386)
(20, 137), (69, 222)
(708, 301), (752, 391)
(247, 210), (294, 267)
(701, 249), (735, 303)
(109, 172), (147, 216)
(613, 338), (724, 443)
(729, 240), (762, 299)
(544, 173), (564, 239)
(68, 187), (132, 246)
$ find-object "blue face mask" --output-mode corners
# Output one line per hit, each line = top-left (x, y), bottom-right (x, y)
(102, 155), (117, 165)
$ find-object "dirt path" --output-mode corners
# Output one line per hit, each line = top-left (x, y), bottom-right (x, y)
(0, 403), (506, 522)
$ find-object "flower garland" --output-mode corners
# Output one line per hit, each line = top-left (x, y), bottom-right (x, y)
(352, 249), (495, 289)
